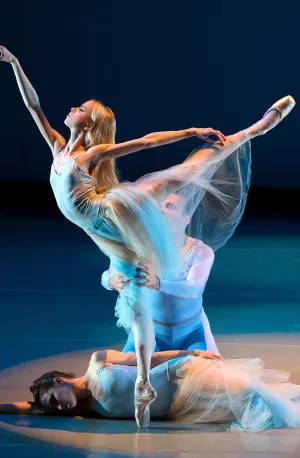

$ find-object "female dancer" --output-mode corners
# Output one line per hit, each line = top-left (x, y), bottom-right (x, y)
(1, 348), (299, 432)
(0, 44), (295, 427)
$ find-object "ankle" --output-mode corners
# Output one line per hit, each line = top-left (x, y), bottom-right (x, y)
(136, 375), (149, 387)
(245, 124), (258, 139)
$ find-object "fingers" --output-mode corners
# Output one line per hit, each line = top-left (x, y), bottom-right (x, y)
(136, 282), (147, 288)
(211, 353), (223, 360)
(135, 274), (148, 280)
(138, 262), (152, 270)
(202, 136), (214, 144)
(214, 354), (223, 360)
(138, 261), (153, 270)
(114, 277), (131, 291)
(202, 352), (223, 361)
(217, 131), (226, 141)
(203, 129), (227, 146)
(136, 267), (148, 274)
(215, 131), (226, 145)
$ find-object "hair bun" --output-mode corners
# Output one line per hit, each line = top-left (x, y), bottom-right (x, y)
(29, 381), (39, 393)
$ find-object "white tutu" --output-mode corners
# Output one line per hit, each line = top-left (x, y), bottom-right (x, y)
(170, 357), (300, 432)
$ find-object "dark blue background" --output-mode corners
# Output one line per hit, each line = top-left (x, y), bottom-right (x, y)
(1, 0), (299, 187)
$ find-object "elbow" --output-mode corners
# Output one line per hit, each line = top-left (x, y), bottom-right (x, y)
(27, 101), (41, 112)
(141, 135), (156, 149)
(150, 355), (158, 367)
(190, 286), (204, 299)
(205, 245), (215, 262)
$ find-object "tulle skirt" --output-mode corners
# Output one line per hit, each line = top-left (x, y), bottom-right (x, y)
(87, 135), (251, 347)
(170, 357), (300, 432)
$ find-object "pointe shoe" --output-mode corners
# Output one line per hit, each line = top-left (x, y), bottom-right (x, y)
(135, 378), (157, 428)
(248, 95), (296, 137)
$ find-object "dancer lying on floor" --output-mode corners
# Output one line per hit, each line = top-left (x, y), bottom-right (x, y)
(1, 348), (299, 432)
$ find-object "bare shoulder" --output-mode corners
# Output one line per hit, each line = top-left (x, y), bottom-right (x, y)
(85, 144), (111, 161)
(89, 350), (107, 370)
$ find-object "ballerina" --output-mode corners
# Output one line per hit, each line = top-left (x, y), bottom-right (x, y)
(0, 44), (295, 427)
(1, 347), (300, 432)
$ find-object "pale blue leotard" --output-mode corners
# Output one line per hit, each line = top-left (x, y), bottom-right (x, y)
(93, 357), (300, 432)
(94, 357), (189, 419)
(50, 139), (252, 347)
(102, 238), (219, 353)
(50, 155), (179, 347)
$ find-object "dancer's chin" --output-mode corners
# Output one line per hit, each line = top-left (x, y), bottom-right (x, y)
(64, 118), (71, 128)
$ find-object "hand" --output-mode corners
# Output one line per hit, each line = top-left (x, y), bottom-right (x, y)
(0, 46), (17, 64)
(135, 262), (160, 290)
(194, 350), (223, 361)
(192, 127), (226, 145)
(109, 271), (131, 292)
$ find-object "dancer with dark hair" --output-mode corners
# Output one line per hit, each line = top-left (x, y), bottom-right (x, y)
(0, 44), (295, 427)
(1, 348), (300, 432)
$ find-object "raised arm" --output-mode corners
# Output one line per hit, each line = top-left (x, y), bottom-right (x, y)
(0, 46), (65, 156)
(86, 128), (226, 163)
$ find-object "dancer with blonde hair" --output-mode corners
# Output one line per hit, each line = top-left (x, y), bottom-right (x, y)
(0, 44), (295, 427)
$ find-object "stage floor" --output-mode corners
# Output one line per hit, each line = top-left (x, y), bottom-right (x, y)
(0, 210), (300, 457)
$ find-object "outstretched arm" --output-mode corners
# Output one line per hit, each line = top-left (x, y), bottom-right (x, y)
(0, 46), (65, 156)
(0, 400), (91, 416)
(90, 348), (222, 370)
(136, 244), (215, 299)
(0, 401), (44, 415)
(86, 128), (226, 163)
(103, 244), (214, 298)
(159, 245), (215, 298)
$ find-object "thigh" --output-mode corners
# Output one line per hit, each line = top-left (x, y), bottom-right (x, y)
(135, 179), (182, 207)
(154, 324), (187, 351)
(122, 331), (136, 353)
(202, 311), (220, 354)
(182, 325), (207, 351)
(123, 330), (161, 353)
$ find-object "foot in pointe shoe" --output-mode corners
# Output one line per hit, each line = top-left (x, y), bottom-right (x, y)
(135, 377), (157, 428)
(248, 95), (296, 137)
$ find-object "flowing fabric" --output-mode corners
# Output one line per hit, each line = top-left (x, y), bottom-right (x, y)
(135, 139), (251, 251)
(170, 357), (300, 432)
(87, 136), (251, 347)
(51, 133), (251, 348)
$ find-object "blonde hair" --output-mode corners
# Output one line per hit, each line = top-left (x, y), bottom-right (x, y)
(86, 99), (119, 194)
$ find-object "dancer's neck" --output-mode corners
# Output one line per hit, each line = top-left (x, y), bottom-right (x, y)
(72, 376), (90, 399)
(65, 130), (87, 155)
(172, 231), (188, 250)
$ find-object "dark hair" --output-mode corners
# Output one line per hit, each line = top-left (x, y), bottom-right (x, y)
(30, 370), (75, 406)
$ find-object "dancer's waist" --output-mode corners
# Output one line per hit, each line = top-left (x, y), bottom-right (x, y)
(153, 308), (203, 327)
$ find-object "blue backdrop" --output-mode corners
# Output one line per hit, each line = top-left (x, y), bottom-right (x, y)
(0, 0), (299, 187)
